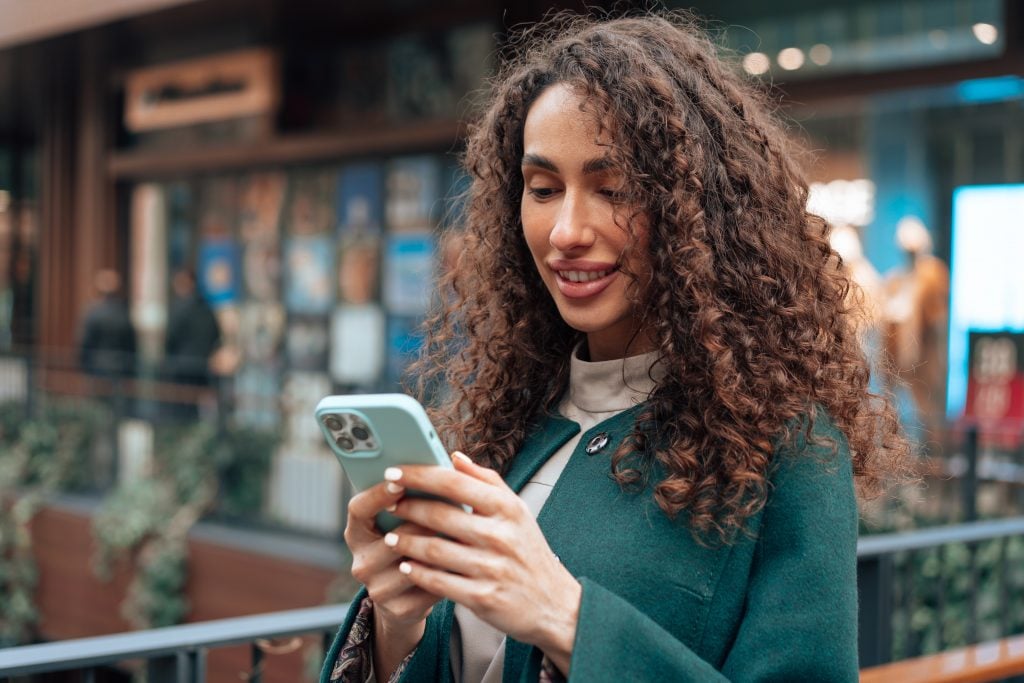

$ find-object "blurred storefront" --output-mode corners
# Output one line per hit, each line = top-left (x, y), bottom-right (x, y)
(692, 0), (1024, 451)
(0, 0), (1022, 673)
(0, 0), (517, 543)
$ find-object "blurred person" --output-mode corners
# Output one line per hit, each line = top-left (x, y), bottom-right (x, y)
(163, 268), (221, 419)
(77, 269), (137, 382)
(324, 13), (910, 683)
(883, 216), (950, 448)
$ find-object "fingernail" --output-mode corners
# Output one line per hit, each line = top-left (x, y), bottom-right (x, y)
(385, 503), (398, 512)
(399, 561), (412, 575)
(384, 533), (399, 547)
(386, 482), (405, 495)
(452, 451), (471, 464)
(384, 467), (403, 482)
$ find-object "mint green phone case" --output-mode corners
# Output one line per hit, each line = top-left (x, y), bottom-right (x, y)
(314, 393), (453, 533)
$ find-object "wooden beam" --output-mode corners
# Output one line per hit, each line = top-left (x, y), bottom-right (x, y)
(74, 31), (118, 340)
(108, 119), (465, 180)
(860, 634), (1024, 683)
(777, 55), (1024, 107)
(0, 0), (203, 50)
(37, 38), (78, 354)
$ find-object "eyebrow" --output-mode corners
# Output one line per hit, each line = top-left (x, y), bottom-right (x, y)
(521, 153), (614, 176)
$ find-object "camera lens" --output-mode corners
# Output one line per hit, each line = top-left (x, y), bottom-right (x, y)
(351, 426), (370, 441)
(324, 415), (344, 431)
(336, 435), (355, 451)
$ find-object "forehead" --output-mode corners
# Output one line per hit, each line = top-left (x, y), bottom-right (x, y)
(522, 83), (612, 153)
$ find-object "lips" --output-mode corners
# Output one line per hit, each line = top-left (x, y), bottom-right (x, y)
(549, 260), (619, 299)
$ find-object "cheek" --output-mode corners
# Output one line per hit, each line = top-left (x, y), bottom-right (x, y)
(520, 202), (551, 258)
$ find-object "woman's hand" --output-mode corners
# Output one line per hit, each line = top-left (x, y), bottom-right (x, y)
(344, 481), (442, 678)
(382, 453), (582, 674)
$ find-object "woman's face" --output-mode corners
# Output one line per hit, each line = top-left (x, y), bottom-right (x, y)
(520, 83), (652, 361)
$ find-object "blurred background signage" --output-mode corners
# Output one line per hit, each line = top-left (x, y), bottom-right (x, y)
(947, 184), (1024, 418)
(964, 331), (1024, 447)
(124, 47), (279, 132)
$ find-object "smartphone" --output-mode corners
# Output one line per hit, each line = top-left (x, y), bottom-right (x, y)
(314, 393), (457, 533)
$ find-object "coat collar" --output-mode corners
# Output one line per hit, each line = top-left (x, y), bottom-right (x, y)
(502, 413), (580, 493)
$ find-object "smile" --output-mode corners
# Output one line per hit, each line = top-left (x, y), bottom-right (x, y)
(558, 269), (613, 283)
(551, 266), (618, 299)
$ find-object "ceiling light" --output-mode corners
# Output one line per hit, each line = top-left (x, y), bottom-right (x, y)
(809, 43), (832, 66)
(777, 47), (805, 71)
(972, 23), (999, 45)
(742, 52), (770, 76)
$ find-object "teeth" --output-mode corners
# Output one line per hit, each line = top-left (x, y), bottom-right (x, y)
(560, 270), (610, 283)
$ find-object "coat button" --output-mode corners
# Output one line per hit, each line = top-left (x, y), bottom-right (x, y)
(585, 432), (609, 455)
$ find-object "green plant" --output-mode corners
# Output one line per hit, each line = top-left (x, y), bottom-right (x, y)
(889, 535), (1024, 659)
(0, 399), (108, 645)
(92, 421), (276, 629)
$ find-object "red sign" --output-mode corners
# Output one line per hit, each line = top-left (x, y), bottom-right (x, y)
(963, 332), (1024, 449)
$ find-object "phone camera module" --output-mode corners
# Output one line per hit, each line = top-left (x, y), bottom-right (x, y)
(336, 435), (355, 451)
(324, 415), (344, 431)
(351, 425), (370, 441)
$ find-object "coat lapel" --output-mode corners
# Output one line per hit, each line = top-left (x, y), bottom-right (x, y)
(502, 414), (580, 493)
(426, 414), (579, 683)
(504, 405), (647, 681)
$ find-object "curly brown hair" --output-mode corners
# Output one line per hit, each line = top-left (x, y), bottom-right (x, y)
(413, 12), (911, 541)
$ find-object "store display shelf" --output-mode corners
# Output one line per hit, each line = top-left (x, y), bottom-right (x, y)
(108, 118), (464, 179)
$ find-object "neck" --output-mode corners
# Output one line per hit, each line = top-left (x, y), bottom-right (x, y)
(585, 328), (658, 362)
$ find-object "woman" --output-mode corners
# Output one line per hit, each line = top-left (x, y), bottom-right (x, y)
(323, 13), (909, 683)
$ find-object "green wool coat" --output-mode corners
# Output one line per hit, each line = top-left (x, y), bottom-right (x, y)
(321, 404), (859, 682)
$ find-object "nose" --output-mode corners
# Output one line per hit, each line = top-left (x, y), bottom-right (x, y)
(549, 191), (595, 252)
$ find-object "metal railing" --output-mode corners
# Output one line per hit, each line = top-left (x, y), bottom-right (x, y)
(1, 516), (1023, 679)
(0, 348), (349, 536)
(0, 604), (348, 682)
(858, 516), (1024, 667)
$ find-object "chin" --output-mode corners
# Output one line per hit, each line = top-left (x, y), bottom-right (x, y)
(555, 308), (624, 336)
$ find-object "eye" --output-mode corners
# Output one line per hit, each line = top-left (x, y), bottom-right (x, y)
(598, 188), (626, 203)
(527, 186), (559, 200)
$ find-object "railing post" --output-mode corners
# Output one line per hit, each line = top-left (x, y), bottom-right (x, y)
(857, 553), (894, 667)
(148, 654), (180, 683)
(146, 649), (204, 683)
(250, 641), (264, 683)
(963, 425), (979, 522)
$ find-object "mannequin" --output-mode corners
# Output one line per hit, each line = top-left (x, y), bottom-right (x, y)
(830, 223), (883, 333)
(882, 216), (950, 448)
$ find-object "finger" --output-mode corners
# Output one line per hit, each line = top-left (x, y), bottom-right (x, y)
(354, 521), (429, 574)
(365, 565), (418, 604)
(398, 560), (484, 609)
(351, 521), (439, 587)
(346, 481), (407, 540)
(451, 451), (507, 488)
(391, 497), (496, 546)
(384, 464), (506, 516)
(384, 529), (495, 578)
